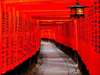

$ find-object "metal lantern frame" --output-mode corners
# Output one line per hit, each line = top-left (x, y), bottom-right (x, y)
(69, 1), (86, 18)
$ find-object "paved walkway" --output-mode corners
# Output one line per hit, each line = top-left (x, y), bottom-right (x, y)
(35, 41), (82, 75)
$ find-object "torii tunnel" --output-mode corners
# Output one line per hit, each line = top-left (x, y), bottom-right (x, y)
(0, 0), (100, 75)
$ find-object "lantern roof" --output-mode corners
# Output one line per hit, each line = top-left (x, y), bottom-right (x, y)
(69, 1), (86, 8)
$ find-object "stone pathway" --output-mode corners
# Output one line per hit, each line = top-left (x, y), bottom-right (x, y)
(35, 41), (82, 75)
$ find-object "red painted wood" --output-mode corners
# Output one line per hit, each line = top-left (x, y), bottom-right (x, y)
(0, 0), (100, 75)
(0, 2), (40, 74)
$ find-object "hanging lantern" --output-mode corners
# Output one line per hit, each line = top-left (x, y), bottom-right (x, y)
(69, 1), (86, 18)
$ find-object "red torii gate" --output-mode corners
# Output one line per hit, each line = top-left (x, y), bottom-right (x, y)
(0, 0), (100, 75)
